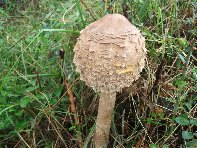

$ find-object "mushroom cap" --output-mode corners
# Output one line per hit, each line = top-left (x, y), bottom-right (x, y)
(74, 14), (146, 92)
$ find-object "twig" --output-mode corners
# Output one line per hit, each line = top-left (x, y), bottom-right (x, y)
(122, 0), (128, 19)
(148, 52), (167, 97)
(59, 49), (83, 147)
(79, 0), (97, 20)
(64, 79), (79, 126)
(64, 78), (83, 148)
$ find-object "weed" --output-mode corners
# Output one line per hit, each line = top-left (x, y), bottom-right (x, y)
(0, 0), (196, 147)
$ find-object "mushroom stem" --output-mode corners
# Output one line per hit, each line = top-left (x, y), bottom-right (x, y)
(95, 92), (116, 148)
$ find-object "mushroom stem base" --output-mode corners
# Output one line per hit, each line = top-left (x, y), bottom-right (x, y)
(95, 92), (116, 148)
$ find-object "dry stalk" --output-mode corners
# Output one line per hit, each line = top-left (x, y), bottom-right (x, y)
(64, 77), (83, 148)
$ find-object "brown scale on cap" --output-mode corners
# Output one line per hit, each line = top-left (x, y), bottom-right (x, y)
(73, 14), (146, 148)
(74, 14), (146, 92)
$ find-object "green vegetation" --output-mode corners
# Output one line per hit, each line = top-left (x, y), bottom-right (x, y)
(0, 0), (196, 147)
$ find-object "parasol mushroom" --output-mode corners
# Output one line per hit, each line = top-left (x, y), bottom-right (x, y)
(73, 14), (146, 147)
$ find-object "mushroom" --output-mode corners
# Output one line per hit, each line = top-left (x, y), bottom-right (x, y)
(73, 14), (146, 147)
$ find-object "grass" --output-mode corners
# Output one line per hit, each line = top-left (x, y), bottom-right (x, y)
(0, 0), (196, 147)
